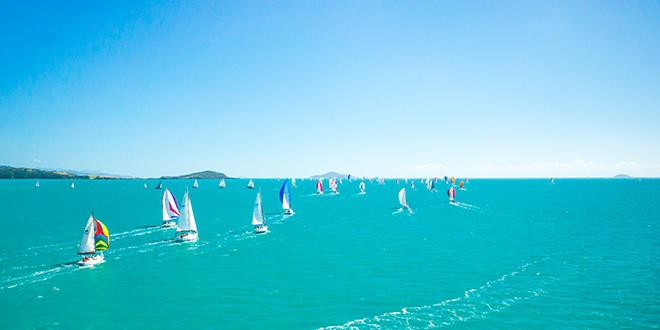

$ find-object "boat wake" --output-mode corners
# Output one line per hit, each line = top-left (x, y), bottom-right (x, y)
(319, 258), (552, 329)
(0, 263), (81, 291)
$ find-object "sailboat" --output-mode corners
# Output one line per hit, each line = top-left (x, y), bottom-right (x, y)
(359, 181), (366, 194)
(155, 181), (163, 189)
(451, 176), (456, 185)
(247, 179), (255, 189)
(329, 178), (339, 194)
(218, 179), (226, 188)
(316, 179), (324, 195)
(253, 191), (268, 233)
(291, 178), (297, 187)
(70, 181), (75, 189)
(175, 190), (198, 242)
(279, 180), (294, 215)
(77, 213), (110, 266)
(34, 180), (40, 188)
(550, 178), (555, 184)
(398, 188), (409, 209)
(192, 179), (199, 189)
(411, 181), (415, 189)
(459, 180), (465, 190)
(448, 187), (457, 204)
(143, 183), (148, 189)
(161, 188), (180, 227)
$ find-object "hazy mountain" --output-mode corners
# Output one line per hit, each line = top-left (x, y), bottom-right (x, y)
(160, 170), (228, 179)
(311, 171), (349, 179)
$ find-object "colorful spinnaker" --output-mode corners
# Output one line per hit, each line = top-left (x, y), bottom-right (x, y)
(162, 188), (180, 226)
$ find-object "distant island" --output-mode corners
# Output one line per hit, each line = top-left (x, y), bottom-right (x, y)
(160, 170), (228, 180)
(0, 165), (117, 179)
(614, 174), (633, 178)
(311, 171), (350, 179)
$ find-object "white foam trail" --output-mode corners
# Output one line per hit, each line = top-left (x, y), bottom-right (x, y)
(319, 258), (551, 329)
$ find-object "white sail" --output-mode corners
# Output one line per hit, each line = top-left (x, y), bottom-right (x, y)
(247, 179), (255, 188)
(252, 192), (265, 225)
(291, 178), (297, 187)
(398, 188), (408, 208)
(359, 181), (366, 192)
(35, 180), (40, 188)
(193, 179), (199, 188)
(143, 183), (147, 189)
(162, 189), (180, 221)
(70, 181), (75, 189)
(177, 191), (197, 232)
(78, 215), (96, 254)
(219, 179), (226, 188)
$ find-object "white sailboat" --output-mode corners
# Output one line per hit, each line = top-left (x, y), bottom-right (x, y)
(143, 183), (148, 189)
(218, 179), (226, 188)
(161, 188), (180, 228)
(247, 179), (255, 189)
(279, 180), (294, 215)
(359, 181), (366, 194)
(192, 179), (199, 189)
(291, 178), (297, 187)
(77, 214), (110, 266)
(398, 187), (409, 209)
(329, 178), (339, 194)
(253, 191), (268, 233)
(411, 181), (415, 189)
(175, 190), (198, 242)
(34, 180), (40, 188)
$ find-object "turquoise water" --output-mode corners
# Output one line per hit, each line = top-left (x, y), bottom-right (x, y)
(0, 179), (658, 329)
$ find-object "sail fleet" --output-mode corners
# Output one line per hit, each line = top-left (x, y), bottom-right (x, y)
(63, 175), (469, 267)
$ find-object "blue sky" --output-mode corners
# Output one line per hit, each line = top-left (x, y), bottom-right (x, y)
(1, 1), (659, 178)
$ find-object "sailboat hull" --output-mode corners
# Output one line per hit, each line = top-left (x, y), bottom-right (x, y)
(175, 232), (198, 242)
(78, 254), (105, 267)
(284, 209), (295, 216)
(255, 226), (268, 234)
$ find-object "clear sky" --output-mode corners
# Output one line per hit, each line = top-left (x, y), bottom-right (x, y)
(1, 1), (659, 178)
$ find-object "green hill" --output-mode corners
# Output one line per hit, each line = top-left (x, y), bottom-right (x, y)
(0, 165), (85, 179)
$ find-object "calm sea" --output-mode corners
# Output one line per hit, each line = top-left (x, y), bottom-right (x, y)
(0, 179), (658, 329)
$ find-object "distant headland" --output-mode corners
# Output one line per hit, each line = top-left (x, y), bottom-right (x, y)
(159, 170), (229, 180)
(0, 165), (230, 180)
(311, 171), (350, 179)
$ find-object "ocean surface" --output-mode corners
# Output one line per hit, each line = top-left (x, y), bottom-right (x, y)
(0, 178), (658, 329)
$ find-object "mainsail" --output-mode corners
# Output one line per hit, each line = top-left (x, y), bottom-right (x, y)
(359, 181), (366, 193)
(252, 192), (265, 226)
(162, 188), (180, 221)
(219, 179), (226, 188)
(177, 191), (198, 233)
(247, 179), (255, 188)
(193, 179), (199, 189)
(78, 215), (96, 255)
(398, 188), (408, 208)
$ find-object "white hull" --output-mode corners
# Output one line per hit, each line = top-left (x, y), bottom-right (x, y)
(175, 231), (198, 242)
(255, 226), (268, 234)
(78, 255), (105, 267)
